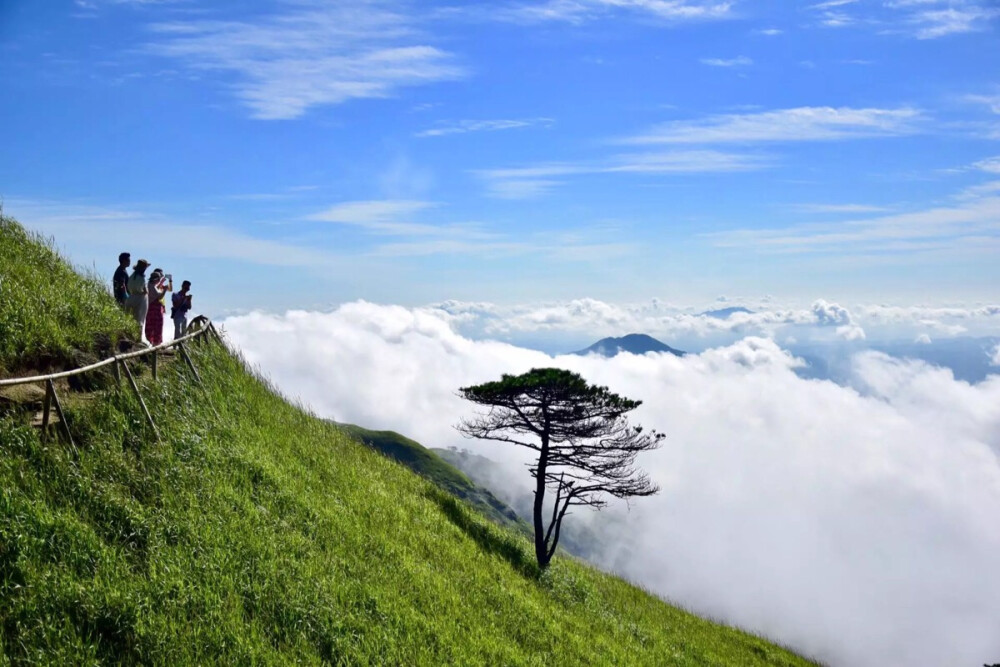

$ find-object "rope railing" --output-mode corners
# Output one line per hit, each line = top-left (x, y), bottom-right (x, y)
(0, 317), (220, 387)
(0, 316), (225, 450)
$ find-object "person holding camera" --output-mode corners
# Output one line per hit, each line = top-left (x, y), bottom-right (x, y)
(171, 280), (193, 339)
(144, 268), (171, 346)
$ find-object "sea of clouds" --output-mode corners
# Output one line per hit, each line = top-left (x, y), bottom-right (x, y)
(222, 301), (1000, 667)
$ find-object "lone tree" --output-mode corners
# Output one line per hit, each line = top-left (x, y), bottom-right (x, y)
(457, 368), (663, 569)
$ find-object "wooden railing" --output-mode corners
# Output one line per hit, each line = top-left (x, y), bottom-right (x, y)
(0, 316), (224, 450)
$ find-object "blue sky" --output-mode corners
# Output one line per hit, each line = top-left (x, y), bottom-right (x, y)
(1, 0), (999, 316)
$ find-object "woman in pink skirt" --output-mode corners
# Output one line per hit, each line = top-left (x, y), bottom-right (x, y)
(144, 268), (171, 346)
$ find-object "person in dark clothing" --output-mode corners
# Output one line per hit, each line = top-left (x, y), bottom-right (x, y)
(171, 280), (192, 339)
(113, 252), (131, 306)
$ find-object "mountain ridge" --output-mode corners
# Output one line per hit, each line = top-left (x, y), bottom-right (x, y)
(573, 333), (685, 358)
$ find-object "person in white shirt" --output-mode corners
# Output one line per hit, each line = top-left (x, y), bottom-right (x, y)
(124, 259), (150, 332)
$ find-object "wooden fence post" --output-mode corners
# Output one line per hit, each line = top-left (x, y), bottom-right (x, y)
(46, 379), (77, 455)
(121, 360), (160, 442)
(112, 358), (121, 386)
(208, 323), (224, 346)
(152, 349), (158, 382)
(177, 342), (202, 384)
(41, 381), (52, 442)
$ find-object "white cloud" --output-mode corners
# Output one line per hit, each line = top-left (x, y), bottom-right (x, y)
(914, 333), (932, 344)
(622, 106), (923, 144)
(476, 150), (767, 198)
(809, 0), (998, 38)
(221, 302), (1000, 667)
(836, 323), (866, 340)
(6, 200), (335, 267)
(903, 3), (1000, 39)
(809, 0), (858, 8)
(792, 203), (891, 214)
(494, 0), (734, 24)
(144, 3), (466, 119)
(812, 298), (853, 326)
(973, 156), (1000, 173)
(308, 199), (434, 224)
(709, 188), (1000, 254)
(991, 344), (1000, 366)
(304, 200), (495, 238)
(699, 55), (752, 67)
(416, 117), (554, 138)
(430, 297), (1000, 349)
(965, 92), (1000, 114)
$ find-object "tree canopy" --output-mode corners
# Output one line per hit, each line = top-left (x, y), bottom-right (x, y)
(457, 368), (663, 569)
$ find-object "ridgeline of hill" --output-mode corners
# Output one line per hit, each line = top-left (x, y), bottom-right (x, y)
(0, 215), (814, 665)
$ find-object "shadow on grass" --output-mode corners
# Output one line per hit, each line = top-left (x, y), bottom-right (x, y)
(424, 487), (540, 580)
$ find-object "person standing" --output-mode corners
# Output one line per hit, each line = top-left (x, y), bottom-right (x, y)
(145, 268), (171, 346)
(125, 259), (150, 334)
(113, 252), (130, 306)
(171, 280), (192, 339)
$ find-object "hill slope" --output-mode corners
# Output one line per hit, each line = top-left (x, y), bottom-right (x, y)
(0, 215), (814, 665)
(574, 333), (685, 358)
(336, 423), (524, 531)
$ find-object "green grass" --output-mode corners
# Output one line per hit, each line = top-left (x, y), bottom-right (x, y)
(338, 423), (525, 532)
(0, 215), (817, 665)
(0, 215), (134, 375)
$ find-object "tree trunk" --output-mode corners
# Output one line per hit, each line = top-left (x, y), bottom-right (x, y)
(533, 430), (549, 568)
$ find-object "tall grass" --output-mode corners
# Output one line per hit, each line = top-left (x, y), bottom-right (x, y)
(0, 216), (133, 374)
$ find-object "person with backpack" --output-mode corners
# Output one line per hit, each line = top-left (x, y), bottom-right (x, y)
(171, 280), (193, 339)
(112, 252), (130, 306)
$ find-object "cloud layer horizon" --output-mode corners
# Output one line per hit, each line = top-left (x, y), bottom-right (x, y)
(223, 301), (1000, 667)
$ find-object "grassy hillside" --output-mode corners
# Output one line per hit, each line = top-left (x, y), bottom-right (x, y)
(0, 216), (815, 665)
(337, 423), (525, 532)
(0, 215), (134, 376)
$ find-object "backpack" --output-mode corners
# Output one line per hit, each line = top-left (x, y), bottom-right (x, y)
(171, 292), (185, 317)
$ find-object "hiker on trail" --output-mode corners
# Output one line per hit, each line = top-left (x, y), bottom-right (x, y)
(145, 268), (171, 346)
(171, 280), (192, 339)
(125, 259), (150, 333)
(113, 252), (130, 307)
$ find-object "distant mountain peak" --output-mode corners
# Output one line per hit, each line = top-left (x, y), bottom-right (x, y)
(573, 333), (685, 358)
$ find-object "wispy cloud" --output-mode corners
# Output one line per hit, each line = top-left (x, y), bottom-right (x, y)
(476, 150), (768, 198)
(7, 200), (336, 267)
(896, 2), (1000, 39)
(491, 0), (734, 24)
(303, 199), (634, 259)
(700, 55), (752, 67)
(144, 3), (466, 119)
(708, 190), (1000, 254)
(792, 203), (892, 214)
(306, 200), (496, 238)
(809, 0), (998, 38)
(965, 92), (1000, 114)
(807, 0), (861, 28)
(974, 156), (1000, 174)
(622, 106), (923, 144)
(416, 117), (554, 138)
